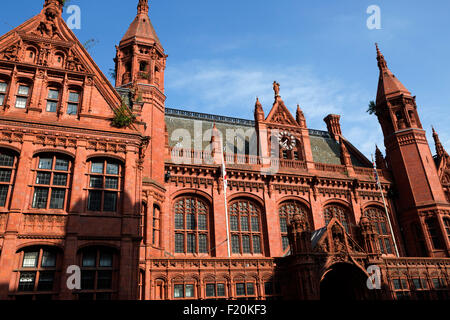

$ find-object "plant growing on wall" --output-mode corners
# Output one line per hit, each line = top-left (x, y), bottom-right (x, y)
(112, 100), (136, 128)
(367, 100), (377, 115)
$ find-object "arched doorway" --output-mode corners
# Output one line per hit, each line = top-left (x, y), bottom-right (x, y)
(320, 263), (371, 300)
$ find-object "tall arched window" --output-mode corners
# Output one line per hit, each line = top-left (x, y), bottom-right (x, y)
(31, 153), (72, 210)
(279, 201), (310, 251)
(324, 204), (351, 234)
(15, 246), (60, 300)
(0, 149), (18, 208)
(78, 247), (117, 300)
(87, 158), (123, 212)
(364, 207), (394, 254)
(229, 199), (264, 255)
(174, 197), (209, 254)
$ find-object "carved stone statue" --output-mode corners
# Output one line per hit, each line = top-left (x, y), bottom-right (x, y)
(1, 42), (21, 61)
(273, 81), (280, 97)
(66, 50), (85, 72)
(38, 7), (58, 38)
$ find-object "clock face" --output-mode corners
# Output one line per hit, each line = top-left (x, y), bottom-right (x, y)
(277, 130), (296, 150)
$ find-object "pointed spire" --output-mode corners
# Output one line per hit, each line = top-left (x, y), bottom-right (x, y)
(121, 0), (161, 45)
(375, 43), (388, 71)
(138, 0), (149, 15)
(432, 126), (448, 159)
(375, 43), (411, 104)
(375, 145), (387, 169)
(296, 104), (306, 128)
(254, 97), (265, 122)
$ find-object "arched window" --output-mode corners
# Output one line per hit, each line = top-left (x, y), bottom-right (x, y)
(0, 80), (8, 106)
(174, 197), (209, 254)
(31, 153), (72, 210)
(67, 89), (81, 115)
(15, 246), (60, 300)
(15, 83), (31, 109)
(229, 199), (264, 255)
(0, 149), (18, 208)
(46, 87), (60, 113)
(279, 201), (310, 251)
(87, 158), (123, 212)
(78, 247), (117, 300)
(364, 207), (394, 254)
(324, 204), (351, 234)
(426, 217), (444, 250)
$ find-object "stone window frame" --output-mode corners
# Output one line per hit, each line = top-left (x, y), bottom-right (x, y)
(173, 196), (210, 255)
(0, 78), (9, 107)
(0, 148), (18, 209)
(363, 206), (395, 255)
(229, 199), (264, 256)
(76, 246), (118, 301)
(425, 217), (444, 250)
(173, 281), (197, 300)
(204, 282), (227, 299)
(14, 246), (61, 301)
(234, 280), (257, 298)
(14, 81), (32, 109)
(45, 85), (61, 113)
(391, 277), (410, 300)
(323, 203), (352, 234)
(66, 87), (82, 116)
(86, 158), (123, 213)
(279, 200), (311, 252)
(30, 153), (73, 211)
(443, 217), (450, 244)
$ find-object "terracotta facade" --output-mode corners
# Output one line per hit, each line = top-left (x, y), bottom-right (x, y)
(0, 0), (449, 300)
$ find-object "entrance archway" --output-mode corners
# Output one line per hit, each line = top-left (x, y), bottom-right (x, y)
(320, 263), (371, 300)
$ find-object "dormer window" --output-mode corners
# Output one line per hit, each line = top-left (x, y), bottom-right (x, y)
(15, 85), (30, 109)
(46, 89), (60, 113)
(67, 91), (80, 115)
(0, 81), (7, 106)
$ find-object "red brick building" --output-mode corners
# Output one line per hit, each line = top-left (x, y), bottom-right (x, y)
(0, 0), (449, 300)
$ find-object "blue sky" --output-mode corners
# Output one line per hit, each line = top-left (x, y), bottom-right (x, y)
(1, 0), (450, 158)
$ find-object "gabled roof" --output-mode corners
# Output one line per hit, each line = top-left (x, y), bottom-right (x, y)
(265, 96), (299, 126)
(0, 1), (127, 125)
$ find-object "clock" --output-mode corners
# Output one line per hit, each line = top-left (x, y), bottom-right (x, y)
(277, 131), (296, 150)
